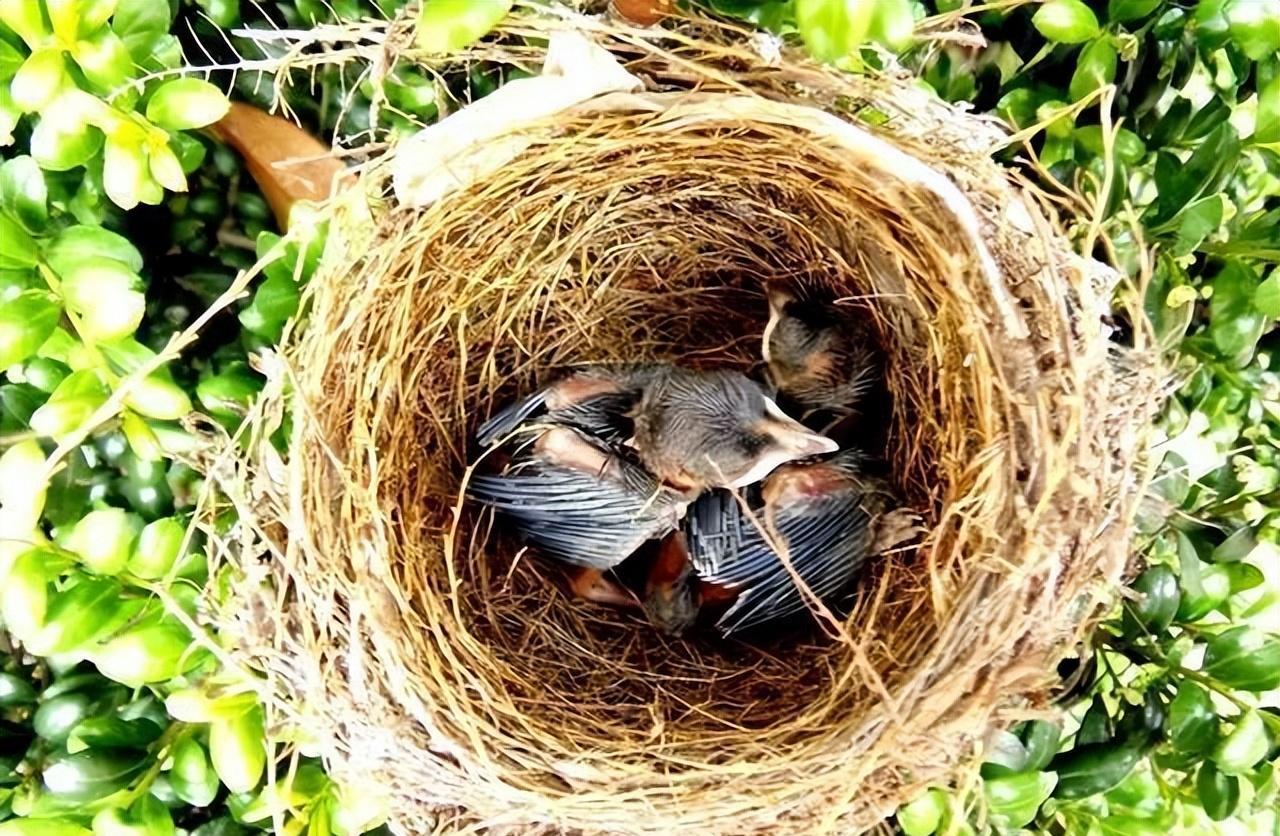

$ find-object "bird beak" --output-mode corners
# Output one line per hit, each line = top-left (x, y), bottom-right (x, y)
(727, 398), (839, 488)
(761, 303), (780, 365)
(765, 285), (794, 317)
(762, 286), (793, 366)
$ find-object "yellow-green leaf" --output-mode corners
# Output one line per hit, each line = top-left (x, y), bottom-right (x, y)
(144, 78), (229, 130)
(415, 0), (514, 55)
(11, 48), (69, 112)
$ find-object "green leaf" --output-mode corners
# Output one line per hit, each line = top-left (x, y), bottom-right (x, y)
(59, 259), (146, 342)
(1210, 526), (1257, 563)
(1122, 564), (1180, 637)
(30, 114), (104, 171)
(0, 819), (92, 836)
(1, 547), (57, 641)
(66, 716), (162, 754)
(1148, 123), (1239, 225)
(127, 517), (185, 580)
(28, 575), (136, 655)
(1108, 0), (1160, 22)
(980, 730), (1029, 777)
(1194, 0), (1232, 49)
(0, 214), (37, 267)
(1167, 681), (1218, 755)
(30, 370), (109, 440)
(1172, 195), (1225, 256)
(170, 738), (219, 807)
(414, 0), (514, 55)
(147, 140), (186, 193)
(865, 0), (914, 51)
(45, 225), (144, 274)
(64, 509), (143, 575)
(1050, 738), (1147, 799)
(1207, 260), (1265, 366)
(896, 788), (946, 836)
(238, 272), (300, 342)
(102, 131), (152, 211)
(1226, 0), (1280, 60)
(145, 78), (229, 131)
(0, 0), (52, 46)
(0, 289), (60, 368)
(0, 672), (37, 706)
(0, 85), (17, 146)
(984, 771), (1056, 830)
(0, 155), (48, 230)
(92, 622), (198, 686)
(795, 0), (876, 63)
(41, 749), (147, 802)
(1078, 695), (1113, 746)
(112, 0), (172, 42)
(71, 29), (132, 93)
(1196, 761), (1240, 821)
(1069, 39), (1117, 101)
(1074, 125), (1146, 164)
(1257, 70), (1280, 145)
(76, 0), (118, 37)
(0, 39), (23, 81)
(188, 820), (247, 836)
(1256, 269), (1280, 319)
(1019, 721), (1061, 772)
(44, 0), (81, 42)
(10, 48), (69, 112)
(1212, 710), (1271, 775)
(34, 692), (96, 745)
(1223, 562), (1264, 594)
(1201, 626), (1280, 692)
(209, 705), (266, 794)
(1032, 0), (1100, 43)
(1177, 558), (1230, 622)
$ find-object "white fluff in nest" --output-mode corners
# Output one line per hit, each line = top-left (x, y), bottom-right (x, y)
(391, 32), (642, 208)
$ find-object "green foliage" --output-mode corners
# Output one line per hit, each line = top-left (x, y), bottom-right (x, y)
(891, 0), (1280, 831)
(0, 1), (372, 833)
(414, 0), (513, 54)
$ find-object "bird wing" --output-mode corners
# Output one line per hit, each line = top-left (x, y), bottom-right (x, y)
(476, 366), (663, 448)
(684, 488), (873, 634)
(468, 445), (682, 571)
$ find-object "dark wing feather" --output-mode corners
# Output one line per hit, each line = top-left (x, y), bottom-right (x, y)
(476, 369), (654, 448)
(685, 488), (873, 634)
(476, 389), (550, 448)
(468, 457), (682, 570)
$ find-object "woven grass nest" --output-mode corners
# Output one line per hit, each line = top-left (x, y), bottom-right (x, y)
(205, 7), (1166, 834)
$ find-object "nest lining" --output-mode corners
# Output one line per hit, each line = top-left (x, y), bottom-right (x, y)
(203, 11), (1163, 834)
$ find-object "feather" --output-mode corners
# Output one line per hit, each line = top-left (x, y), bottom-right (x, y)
(683, 476), (875, 634)
(469, 432), (686, 570)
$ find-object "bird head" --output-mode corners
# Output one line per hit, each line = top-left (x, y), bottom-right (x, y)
(762, 285), (836, 377)
(632, 369), (837, 491)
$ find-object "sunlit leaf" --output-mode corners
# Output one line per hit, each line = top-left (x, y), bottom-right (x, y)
(415, 0), (514, 55)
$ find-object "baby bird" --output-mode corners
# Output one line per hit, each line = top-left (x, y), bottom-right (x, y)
(476, 364), (837, 492)
(468, 425), (690, 608)
(762, 285), (881, 423)
(681, 450), (914, 635)
(470, 363), (836, 633)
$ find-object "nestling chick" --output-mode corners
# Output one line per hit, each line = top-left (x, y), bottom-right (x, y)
(762, 285), (881, 422)
(468, 426), (689, 576)
(681, 450), (917, 635)
(476, 364), (837, 492)
(470, 364), (836, 634)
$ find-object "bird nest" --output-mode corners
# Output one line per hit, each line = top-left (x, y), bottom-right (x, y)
(202, 8), (1164, 834)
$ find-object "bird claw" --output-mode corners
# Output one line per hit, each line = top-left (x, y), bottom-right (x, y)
(874, 509), (925, 553)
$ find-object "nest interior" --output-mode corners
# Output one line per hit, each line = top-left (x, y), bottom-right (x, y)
(209, 15), (1162, 835)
